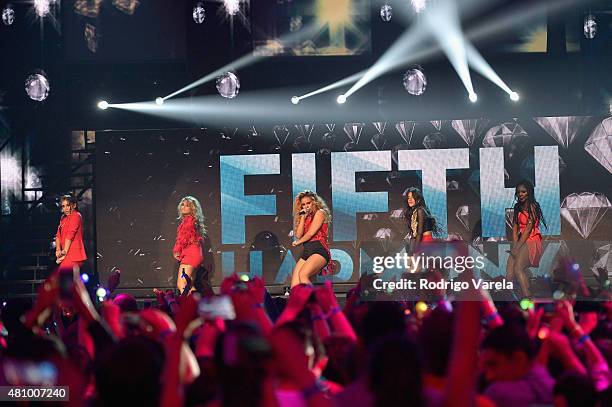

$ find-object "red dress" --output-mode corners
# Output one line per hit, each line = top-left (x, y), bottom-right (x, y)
(303, 215), (333, 276)
(56, 211), (87, 268)
(517, 210), (543, 267)
(173, 215), (203, 268)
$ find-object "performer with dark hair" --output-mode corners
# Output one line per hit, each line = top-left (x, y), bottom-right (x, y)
(507, 180), (546, 299)
(173, 196), (206, 293)
(404, 187), (440, 256)
(290, 191), (333, 288)
(55, 194), (87, 268)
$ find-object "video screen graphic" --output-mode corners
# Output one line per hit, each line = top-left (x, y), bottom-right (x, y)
(95, 116), (611, 299)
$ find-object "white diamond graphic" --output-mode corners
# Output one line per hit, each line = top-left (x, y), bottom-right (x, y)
(560, 192), (611, 239)
(447, 180), (459, 191)
(423, 132), (446, 149)
(395, 121), (416, 145)
(584, 117), (612, 174)
(273, 125), (290, 146)
(373, 122), (387, 134)
(452, 119), (488, 146)
(591, 243), (611, 281)
(482, 122), (529, 159)
(431, 120), (443, 131)
(533, 116), (589, 148)
(456, 205), (470, 230)
(374, 228), (393, 252)
(343, 122), (364, 144)
(295, 124), (315, 143)
(505, 208), (514, 229)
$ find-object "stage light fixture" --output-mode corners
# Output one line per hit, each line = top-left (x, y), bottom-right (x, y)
(98, 100), (109, 110)
(96, 287), (107, 298)
(193, 2), (205, 24)
(155, 97), (164, 106)
(469, 92), (478, 103)
(25, 73), (50, 102)
(2, 5), (15, 26)
(337, 94), (347, 104)
(223, 0), (239, 16)
(291, 96), (300, 105)
(411, 0), (428, 14)
(33, 0), (51, 18)
(510, 91), (519, 101)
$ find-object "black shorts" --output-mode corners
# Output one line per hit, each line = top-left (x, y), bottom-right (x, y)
(301, 241), (330, 264)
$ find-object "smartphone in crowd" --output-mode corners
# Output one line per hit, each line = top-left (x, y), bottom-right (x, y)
(198, 295), (236, 320)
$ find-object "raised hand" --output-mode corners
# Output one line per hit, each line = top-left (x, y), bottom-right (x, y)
(276, 284), (313, 325)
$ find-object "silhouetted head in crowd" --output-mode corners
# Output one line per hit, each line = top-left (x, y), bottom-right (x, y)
(1, 299), (32, 343)
(322, 335), (356, 385)
(360, 301), (406, 349)
(553, 371), (598, 407)
(418, 307), (454, 376)
(214, 322), (272, 407)
(95, 335), (164, 406)
(481, 323), (536, 382)
(368, 334), (423, 407)
(113, 293), (138, 313)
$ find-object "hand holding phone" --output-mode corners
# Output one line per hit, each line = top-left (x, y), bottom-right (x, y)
(198, 295), (236, 321)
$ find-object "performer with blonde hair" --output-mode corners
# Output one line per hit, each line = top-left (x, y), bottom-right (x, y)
(290, 191), (333, 288)
(173, 196), (206, 292)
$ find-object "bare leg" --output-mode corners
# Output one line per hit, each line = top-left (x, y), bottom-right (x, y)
(291, 259), (306, 288)
(177, 264), (195, 293)
(298, 254), (327, 285)
(513, 247), (532, 298)
(506, 252), (516, 282)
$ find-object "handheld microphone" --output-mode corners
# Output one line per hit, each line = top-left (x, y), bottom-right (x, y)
(299, 210), (307, 216)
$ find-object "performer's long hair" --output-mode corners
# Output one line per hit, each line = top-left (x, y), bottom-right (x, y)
(60, 194), (78, 217)
(177, 196), (207, 237)
(512, 180), (547, 229)
(293, 191), (331, 223)
(403, 187), (442, 236)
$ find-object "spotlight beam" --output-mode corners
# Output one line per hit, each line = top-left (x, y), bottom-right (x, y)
(343, 25), (434, 98)
(298, 71), (366, 101)
(464, 41), (513, 95)
(424, 1), (475, 97)
(315, 0), (579, 101)
(164, 23), (321, 100)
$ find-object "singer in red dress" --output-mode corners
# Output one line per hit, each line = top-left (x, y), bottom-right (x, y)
(55, 195), (87, 270)
(506, 180), (546, 300)
(290, 191), (333, 288)
(173, 196), (206, 293)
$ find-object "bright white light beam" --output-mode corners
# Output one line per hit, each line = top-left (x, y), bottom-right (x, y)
(164, 23), (321, 100)
(424, 1), (476, 100)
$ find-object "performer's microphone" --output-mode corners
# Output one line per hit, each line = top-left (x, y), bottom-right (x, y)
(299, 210), (307, 216)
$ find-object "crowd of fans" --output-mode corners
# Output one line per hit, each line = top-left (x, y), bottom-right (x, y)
(0, 265), (611, 407)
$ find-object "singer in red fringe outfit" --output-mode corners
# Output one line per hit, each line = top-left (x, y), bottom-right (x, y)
(290, 191), (333, 288)
(173, 196), (206, 293)
(55, 195), (87, 270)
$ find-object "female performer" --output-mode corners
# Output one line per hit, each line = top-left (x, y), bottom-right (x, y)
(506, 180), (546, 300)
(290, 191), (332, 288)
(55, 195), (87, 269)
(404, 187), (439, 256)
(173, 196), (206, 293)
